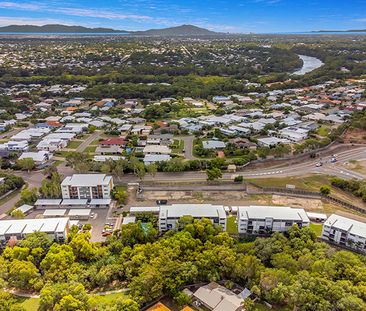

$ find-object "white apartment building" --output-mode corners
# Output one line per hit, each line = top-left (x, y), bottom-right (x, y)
(0, 218), (70, 243)
(61, 174), (114, 200)
(237, 206), (310, 235)
(322, 214), (366, 254)
(158, 204), (227, 232)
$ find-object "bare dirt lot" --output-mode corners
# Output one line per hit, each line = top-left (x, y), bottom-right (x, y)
(343, 128), (366, 144)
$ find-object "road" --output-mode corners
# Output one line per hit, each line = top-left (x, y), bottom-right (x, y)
(2, 145), (366, 215)
(76, 131), (101, 152)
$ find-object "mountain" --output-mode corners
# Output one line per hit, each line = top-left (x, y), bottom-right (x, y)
(0, 24), (220, 36)
(0, 24), (126, 33)
(315, 29), (366, 33)
(135, 25), (219, 36)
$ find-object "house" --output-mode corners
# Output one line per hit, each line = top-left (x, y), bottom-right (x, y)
(159, 204), (227, 232)
(193, 282), (243, 311)
(237, 206), (310, 235)
(95, 145), (123, 155)
(0, 140), (29, 152)
(36, 139), (66, 152)
(0, 218), (70, 244)
(61, 174), (114, 200)
(143, 145), (171, 155)
(202, 140), (226, 150)
(18, 151), (52, 166)
(146, 134), (173, 146)
(99, 138), (126, 147)
(322, 214), (366, 254)
(143, 154), (171, 165)
(257, 137), (290, 147)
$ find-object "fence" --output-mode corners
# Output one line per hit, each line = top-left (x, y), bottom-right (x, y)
(248, 183), (366, 215)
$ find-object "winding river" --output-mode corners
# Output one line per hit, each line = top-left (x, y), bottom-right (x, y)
(292, 54), (324, 75)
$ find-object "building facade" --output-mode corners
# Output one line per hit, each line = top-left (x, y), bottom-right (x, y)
(322, 214), (366, 254)
(158, 204), (227, 232)
(237, 206), (310, 235)
(61, 174), (114, 200)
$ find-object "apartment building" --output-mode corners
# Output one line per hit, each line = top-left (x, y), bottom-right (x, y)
(237, 206), (310, 235)
(158, 204), (227, 232)
(322, 214), (366, 254)
(61, 174), (114, 200)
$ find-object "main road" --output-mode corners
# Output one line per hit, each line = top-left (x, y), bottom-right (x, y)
(7, 145), (366, 193)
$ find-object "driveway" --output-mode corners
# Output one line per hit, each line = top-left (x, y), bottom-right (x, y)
(179, 135), (197, 160)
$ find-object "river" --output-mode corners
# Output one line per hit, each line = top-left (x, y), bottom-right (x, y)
(293, 54), (324, 75)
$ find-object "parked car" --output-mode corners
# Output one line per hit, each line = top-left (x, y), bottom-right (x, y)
(156, 200), (168, 205)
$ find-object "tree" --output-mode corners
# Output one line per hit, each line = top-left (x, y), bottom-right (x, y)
(40, 172), (62, 199)
(17, 158), (35, 172)
(112, 188), (128, 204)
(69, 232), (97, 261)
(206, 167), (222, 181)
(10, 209), (25, 219)
(16, 187), (38, 207)
(146, 163), (158, 177)
(134, 162), (146, 181)
(8, 260), (40, 290)
(320, 185), (331, 195)
(242, 298), (255, 311)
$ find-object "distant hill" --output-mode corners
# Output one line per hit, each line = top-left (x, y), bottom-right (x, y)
(134, 24), (219, 36)
(316, 29), (366, 33)
(0, 24), (126, 33)
(0, 24), (221, 36)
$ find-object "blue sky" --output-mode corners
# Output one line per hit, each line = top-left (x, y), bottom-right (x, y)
(0, 0), (366, 33)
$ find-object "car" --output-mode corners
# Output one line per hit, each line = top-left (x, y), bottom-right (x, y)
(156, 200), (168, 205)
(316, 162), (323, 167)
(330, 156), (337, 163)
(90, 212), (95, 218)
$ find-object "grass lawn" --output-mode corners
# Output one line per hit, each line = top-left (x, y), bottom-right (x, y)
(254, 303), (292, 311)
(84, 146), (97, 153)
(172, 139), (185, 153)
(317, 125), (329, 137)
(310, 223), (323, 237)
(14, 297), (40, 311)
(0, 189), (20, 206)
(92, 292), (128, 303)
(247, 175), (332, 191)
(67, 140), (83, 149)
(226, 216), (238, 234)
(90, 139), (101, 145)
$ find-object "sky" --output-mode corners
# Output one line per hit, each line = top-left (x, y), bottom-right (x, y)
(0, 0), (366, 33)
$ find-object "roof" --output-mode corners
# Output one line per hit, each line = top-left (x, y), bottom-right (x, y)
(143, 145), (171, 154)
(61, 174), (112, 187)
(99, 138), (126, 145)
(202, 140), (226, 149)
(193, 282), (243, 311)
(61, 199), (88, 206)
(238, 206), (309, 222)
(324, 214), (366, 237)
(43, 209), (67, 216)
(89, 199), (111, 205)
(159, 204), (226, 219)
(35, 199), (62, 206)
(16, 204), (33, 214)
(0, 218), (69, 236)
(68, 209), (91, 216)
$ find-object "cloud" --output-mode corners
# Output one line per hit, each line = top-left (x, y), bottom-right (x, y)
(0, 1), (152, 21)
(354, 18), (366, 22)
(0, 16), (69, 26)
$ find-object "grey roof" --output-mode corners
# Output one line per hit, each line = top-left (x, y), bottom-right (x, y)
(61, 174), (112, 187)
(238, 206), (309, 222)
(324, 214), (366, 238)
(43, 209), (67, 216)
(159, 204), (226, 219)
(35, 199), (62, 206)
(68, 209), (91, 216)
(202, 140), (226, 149)
(61, 199), (88, 206)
